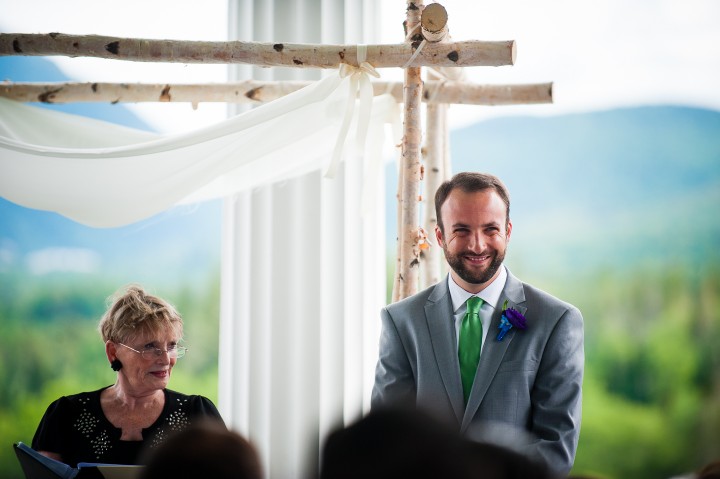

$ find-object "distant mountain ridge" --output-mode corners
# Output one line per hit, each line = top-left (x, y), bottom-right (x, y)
(0, 56), (217, 287)
(2, 104), (718, 284)
(388, 105), (720, 278)
(2, 55), (718, 282)
(0, 198), (222, 286)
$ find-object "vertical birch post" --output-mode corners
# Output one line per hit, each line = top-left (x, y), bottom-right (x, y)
(393, 0), (425, 302)
(439, 85), (451, 281)
(393, 161), (405, 301)
(420, 97), (446, 289)
(418, 3), (451, 291)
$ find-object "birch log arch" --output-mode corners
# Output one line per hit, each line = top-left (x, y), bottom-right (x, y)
(0, 0), (553, 302)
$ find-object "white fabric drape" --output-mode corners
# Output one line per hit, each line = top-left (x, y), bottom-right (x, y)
(0, 74), (398, 227)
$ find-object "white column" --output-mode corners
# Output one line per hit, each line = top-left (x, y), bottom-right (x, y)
(221, 1), (387, 477)
(248, 186), (274, 473)
(318, 165), (346, 442)
(317, 0), (348, 454)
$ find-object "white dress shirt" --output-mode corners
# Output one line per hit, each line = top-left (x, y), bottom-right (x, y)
(448, 265), (508, 351)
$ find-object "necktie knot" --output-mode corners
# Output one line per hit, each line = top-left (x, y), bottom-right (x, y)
(466, 296), (483, 315)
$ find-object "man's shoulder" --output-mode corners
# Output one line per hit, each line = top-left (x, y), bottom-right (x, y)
(385, 282), (445, 314)
(521, 281), (570, 304)
(519, 280), (581, 317)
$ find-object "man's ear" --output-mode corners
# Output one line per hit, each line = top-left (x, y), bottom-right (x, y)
(435, 225), (444, 247)
(506, 220), (513, 242)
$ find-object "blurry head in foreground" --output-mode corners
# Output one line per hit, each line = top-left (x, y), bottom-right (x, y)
(140, 421), (262, 479)
(320, 408), (467, 479)
(697, 460), (720, 479)
(320, 407), (553, 479)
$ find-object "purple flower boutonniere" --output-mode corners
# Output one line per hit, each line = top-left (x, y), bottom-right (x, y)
(496, 300), (527, 341)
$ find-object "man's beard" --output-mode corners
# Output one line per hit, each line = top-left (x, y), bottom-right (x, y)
(442, 246), (505, 286)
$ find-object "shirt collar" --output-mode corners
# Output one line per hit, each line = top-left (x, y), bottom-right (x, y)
(448, 265), (508, 313)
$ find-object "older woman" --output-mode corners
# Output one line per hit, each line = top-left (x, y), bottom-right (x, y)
(31, 285), (224, 467)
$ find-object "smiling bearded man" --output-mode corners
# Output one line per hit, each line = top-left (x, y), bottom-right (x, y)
(371, 172), (584, 478)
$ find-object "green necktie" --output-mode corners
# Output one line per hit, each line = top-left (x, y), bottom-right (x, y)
(459, 296), (483, 404)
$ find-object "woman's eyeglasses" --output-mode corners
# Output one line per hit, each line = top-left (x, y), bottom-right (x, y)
(118, 342), (187, 359)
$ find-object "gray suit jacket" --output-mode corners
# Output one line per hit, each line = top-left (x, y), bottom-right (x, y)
(371, 268), (584, 477)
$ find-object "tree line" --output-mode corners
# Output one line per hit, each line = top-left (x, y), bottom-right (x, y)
(1, 266), (718, 478)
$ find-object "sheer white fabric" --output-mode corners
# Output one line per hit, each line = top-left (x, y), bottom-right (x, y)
(0, 72), (399, 227)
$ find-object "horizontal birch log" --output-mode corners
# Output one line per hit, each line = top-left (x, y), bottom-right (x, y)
(0, 33), (516, 68)
(0, 80), (552, 105)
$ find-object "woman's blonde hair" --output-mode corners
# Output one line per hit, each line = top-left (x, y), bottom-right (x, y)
(98, 284), (183, 344)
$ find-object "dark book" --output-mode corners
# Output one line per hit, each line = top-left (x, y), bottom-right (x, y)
(14, 443), (142, 479)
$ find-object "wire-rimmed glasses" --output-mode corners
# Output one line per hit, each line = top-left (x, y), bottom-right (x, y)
(118, 342), (187, 359)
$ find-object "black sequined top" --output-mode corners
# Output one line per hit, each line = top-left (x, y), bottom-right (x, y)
(31, 386), (224, 467)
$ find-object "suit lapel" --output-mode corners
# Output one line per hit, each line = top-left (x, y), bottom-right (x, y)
(425, 282), (465, 425)
(461, 269), (527, 432)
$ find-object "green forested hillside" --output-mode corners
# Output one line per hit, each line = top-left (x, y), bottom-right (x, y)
(2, 267), (718, 479)
(551, 266), (720, 478)
(2, 105), (719, 478)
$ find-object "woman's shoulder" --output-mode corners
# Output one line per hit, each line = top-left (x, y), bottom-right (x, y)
(36, 387), (110, 431)
(164, 389), (219, 409)
(163, 389), (224, 422)
(164, 388), (210, 401)
(46, 386), (109, 409)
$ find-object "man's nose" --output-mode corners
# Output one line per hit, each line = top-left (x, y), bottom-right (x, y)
(467, 231), (485, 251)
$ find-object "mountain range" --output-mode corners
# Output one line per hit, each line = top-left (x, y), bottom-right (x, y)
(383, 104), (720, 280)
(446, 105), (720, 278)
(2, 57), (719, 285)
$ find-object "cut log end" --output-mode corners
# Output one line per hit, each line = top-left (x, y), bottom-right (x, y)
(421, 3), (449, 42)
(510, 40), (517, 65)
(421, 3), (448, 33)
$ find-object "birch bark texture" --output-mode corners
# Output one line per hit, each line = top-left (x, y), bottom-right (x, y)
(393, 0), (426, 302)
(420, 100), (447, 290)
(0, 80), (552, 105)
(0, 33), (515, 68)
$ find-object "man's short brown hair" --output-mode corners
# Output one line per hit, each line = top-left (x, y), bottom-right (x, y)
(434, 172), (511, 233)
